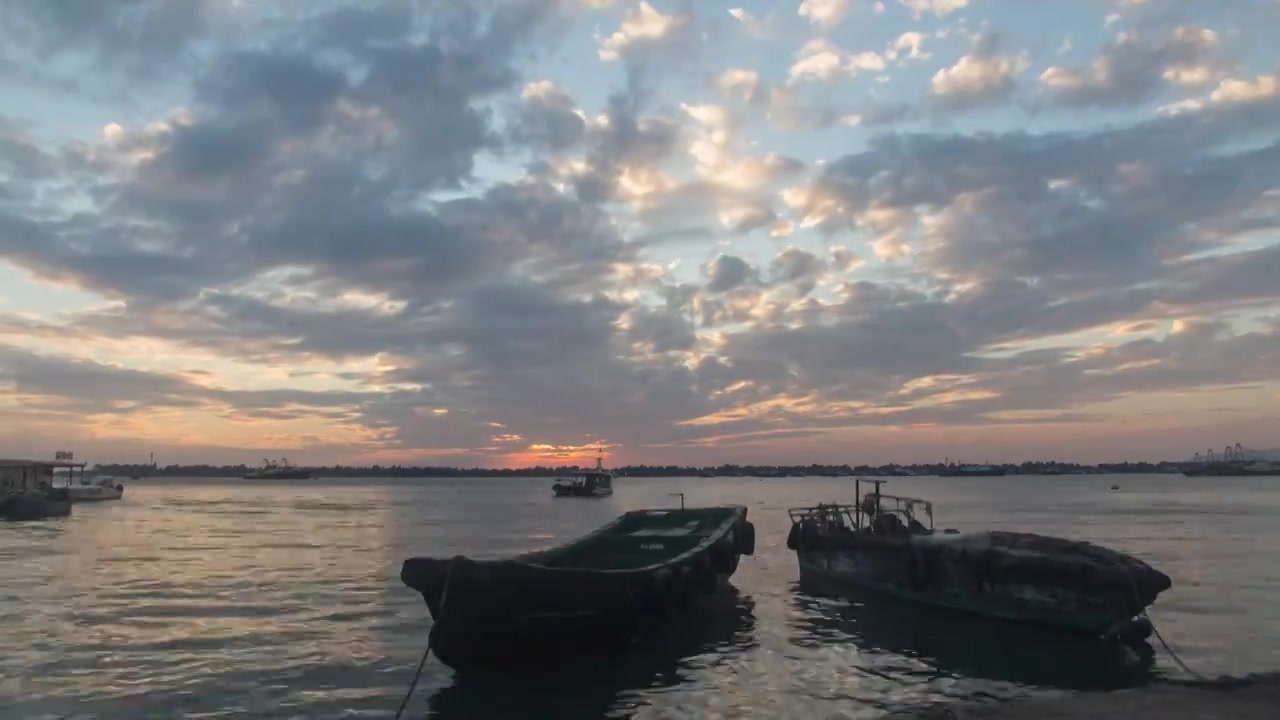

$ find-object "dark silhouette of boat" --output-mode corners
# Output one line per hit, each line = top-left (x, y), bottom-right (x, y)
(243, 458), (316, 480)
(552, 448), (614, 498)
(785, 479), (1169, 642)
(789, 582), (1155, 693)
(401, 505), (756, 672)
(425, 586), (756, 719)
(1, 458), (78, 520)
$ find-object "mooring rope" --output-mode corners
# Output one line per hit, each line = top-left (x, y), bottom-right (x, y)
(1113, 557), (1208, 682)
(394, 557), (460, 720)
(1141, 609), (1208, 682)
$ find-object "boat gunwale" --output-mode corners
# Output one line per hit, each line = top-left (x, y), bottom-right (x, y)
(507, 504), (747, 575)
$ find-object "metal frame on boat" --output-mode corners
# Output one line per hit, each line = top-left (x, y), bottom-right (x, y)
(788, 478), (936, 536)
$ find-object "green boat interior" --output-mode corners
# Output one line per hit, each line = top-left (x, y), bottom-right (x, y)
(535, 507), (741, 570)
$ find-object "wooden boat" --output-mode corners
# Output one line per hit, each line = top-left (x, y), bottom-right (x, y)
(401, 505), (755, 672)
(786, 479), (1170, 643)
(1, 457), (80, 520)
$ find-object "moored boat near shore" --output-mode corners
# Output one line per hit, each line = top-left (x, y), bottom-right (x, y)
(1, 458), (80, 520)
(786, 479), (1170, 643)
(68, 475), (125, 501)
(401, 505), (755, 672)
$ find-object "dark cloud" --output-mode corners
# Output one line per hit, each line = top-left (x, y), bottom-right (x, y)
(769, 247), (826, 297)
(1040, 25), (1224, 107)
(0, 0), (220, 72)
(507, 82), (588, 153)
(797, 93), (1280, 299)
(0, 118), (56, 179)
(705, 254), (755, 293)
(571, 73), (684, 204)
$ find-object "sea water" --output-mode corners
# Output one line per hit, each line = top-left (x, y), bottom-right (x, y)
(2, 474), (1277, 719)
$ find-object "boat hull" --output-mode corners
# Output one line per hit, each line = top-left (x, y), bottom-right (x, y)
(1, 492), (72, 520)
(69, 485), (124, 501)
(552, 485), (612, 497)
(402, 507), (753, 672)
(790, 530), (1169, 638)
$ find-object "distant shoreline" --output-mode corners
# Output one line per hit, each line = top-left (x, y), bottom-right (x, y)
(95, 460), (1191, 479)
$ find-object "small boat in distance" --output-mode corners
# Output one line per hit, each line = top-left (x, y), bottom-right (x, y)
(401, 505), (755, 671)
(68, 474), (125, 501)
(786, 478), (1169, 644)
(552, 447), (614, 498)
(243, 458), (316, 480)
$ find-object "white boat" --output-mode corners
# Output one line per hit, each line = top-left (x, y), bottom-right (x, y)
(67, 475), (125, 501)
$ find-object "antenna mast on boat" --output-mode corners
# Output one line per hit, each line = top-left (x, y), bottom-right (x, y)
(595, 443), (604, 471)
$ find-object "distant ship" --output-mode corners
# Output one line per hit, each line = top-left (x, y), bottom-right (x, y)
(939, 464), (1007, 477)
(1183, 443), (1280, 477)
(244, 458), (316, 480)
(1183, 461), (1280, 477)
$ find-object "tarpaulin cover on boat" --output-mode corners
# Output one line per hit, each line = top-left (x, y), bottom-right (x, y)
(795, 526), (1171, 613)
(921, 531), (1172, 608)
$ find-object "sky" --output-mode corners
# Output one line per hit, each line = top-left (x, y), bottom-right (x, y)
(1, 0), (1279, 469)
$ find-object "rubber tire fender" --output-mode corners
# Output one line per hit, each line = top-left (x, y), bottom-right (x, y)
(736, 521), (756, 556)
(786, 523), (801, 550)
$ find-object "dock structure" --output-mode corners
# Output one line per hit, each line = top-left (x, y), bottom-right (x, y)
(887, 674), (1280, 720)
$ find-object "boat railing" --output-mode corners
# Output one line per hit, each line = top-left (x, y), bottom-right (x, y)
(788, 477), (935, 534)
(787, 503), (859, 527)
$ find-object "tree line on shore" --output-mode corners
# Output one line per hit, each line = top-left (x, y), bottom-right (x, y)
(91, 459), (1188, 478)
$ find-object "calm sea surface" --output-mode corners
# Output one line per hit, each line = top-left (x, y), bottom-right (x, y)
(2, 474), (1278, 719)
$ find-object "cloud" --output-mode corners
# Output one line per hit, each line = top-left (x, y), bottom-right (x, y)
(1162, 72), (1280, 114)
(798, 0), (850, 29)
(508, 80), (589, 152)
(717, 68), (761, 102)
(0, 118), (57, 180)
(1040, 26), (1224, 107)
(705, 254), (756, 293)
(597, 1), (689, 62)
(928, 33), (1028, 110)
(0, 0), (224, 76)
(789, 38), (888, 84)
(2, 0), (1278, 466)
(898, 0), (969, 19)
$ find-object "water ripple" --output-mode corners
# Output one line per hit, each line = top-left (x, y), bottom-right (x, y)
(2, 475), (1278, 718)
